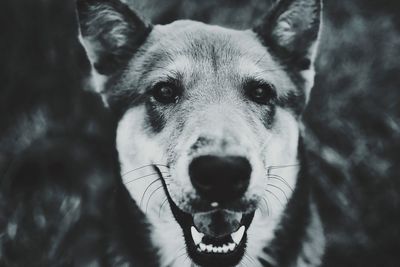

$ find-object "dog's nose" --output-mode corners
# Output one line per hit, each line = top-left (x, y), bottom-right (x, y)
(189, 155), (252, 202)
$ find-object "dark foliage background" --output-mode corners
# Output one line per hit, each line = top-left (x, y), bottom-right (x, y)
(306, 1), (400, 266)
(126, 0), (400, 266)
(0, 0), (157, 266)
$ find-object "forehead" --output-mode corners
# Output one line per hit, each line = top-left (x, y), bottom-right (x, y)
(126, 20), (294, 94)
(152, 20), (267, 63)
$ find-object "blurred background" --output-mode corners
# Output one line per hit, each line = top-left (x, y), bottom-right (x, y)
(124, 0), (400, 266)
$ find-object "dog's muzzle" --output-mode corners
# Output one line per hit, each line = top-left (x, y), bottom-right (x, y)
(153, 153), (256, 266)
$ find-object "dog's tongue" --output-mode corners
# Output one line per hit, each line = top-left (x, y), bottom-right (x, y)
(193, 210), (242, 238)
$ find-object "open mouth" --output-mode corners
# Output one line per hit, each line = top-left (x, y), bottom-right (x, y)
(187, 213), (254, 267)
(191, 225), (245, 254)
(154, 166), (255, 266)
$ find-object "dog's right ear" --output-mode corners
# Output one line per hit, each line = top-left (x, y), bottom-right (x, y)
(77, 0), (151, 75)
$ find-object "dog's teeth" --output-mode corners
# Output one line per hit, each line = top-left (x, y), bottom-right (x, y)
(199, 243), (207, 251)
(196, 238), (240, 254)
(231, 226), (245, 245)
(228, 242), (236, 251)
(190, 226), (204, 245)
(199, 243), (235, 254)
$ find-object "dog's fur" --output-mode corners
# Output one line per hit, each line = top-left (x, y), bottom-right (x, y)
(78, 0), (325, 266)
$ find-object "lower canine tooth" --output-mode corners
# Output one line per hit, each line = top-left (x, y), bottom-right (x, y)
(231, 226), (245, 244)
(228, 243), (235, 251)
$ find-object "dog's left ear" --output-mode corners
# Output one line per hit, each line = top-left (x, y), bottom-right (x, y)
(254, 0), (322, 70)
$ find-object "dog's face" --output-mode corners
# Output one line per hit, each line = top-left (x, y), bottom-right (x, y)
(78, 0), (321, 266)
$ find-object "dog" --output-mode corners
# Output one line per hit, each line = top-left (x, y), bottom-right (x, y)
(78, 0), (325, 266)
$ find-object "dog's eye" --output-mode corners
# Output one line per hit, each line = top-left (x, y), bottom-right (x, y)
(247, 83), (276, 104)
(151, 82), (180, 104)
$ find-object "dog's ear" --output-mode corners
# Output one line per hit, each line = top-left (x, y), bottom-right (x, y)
(77, 0), (151, 75)
(254, 0), (322, 70)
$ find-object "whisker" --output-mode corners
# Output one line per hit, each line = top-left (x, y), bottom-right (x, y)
(124, 172), (170, 185)
(265, 189), (284, 206)
(184, 255), (191, 265)
(262, 197), (270, 216)
(267, 174), (294, 192)
(122, 163), (169, 176)
(265, 195), (272, 216)
(159, 198), (169, 218)
(165, 245), (186, 266)
(254, 67), (287, 74)
(255, 52), (268, 65)
(267, 163), (300, 170)
(140, 178), (163, 208)
(257, 203), (265, 217)
(145, 184), (168, 214)
(173, 251), (188, 265)
(241, 256), (248, 267)
(244, 253), (258, 266)
(267, 184), (289, 201)
(243, 254), (254, 267)
(176, 245), (187, 254)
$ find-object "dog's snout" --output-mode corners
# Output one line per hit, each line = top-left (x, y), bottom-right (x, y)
(189, 155), (252, 202)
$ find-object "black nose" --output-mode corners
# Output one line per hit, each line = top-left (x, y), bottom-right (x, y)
(189, 155), (252, 202)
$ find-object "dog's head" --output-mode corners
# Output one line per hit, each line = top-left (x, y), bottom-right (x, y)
(78, 0), (321, 265)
